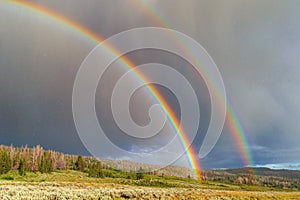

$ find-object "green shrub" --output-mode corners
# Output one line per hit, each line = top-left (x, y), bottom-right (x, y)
(1, 175), (14, 180)
(136, 173), (144, 180)
(88, 161), (103, 178)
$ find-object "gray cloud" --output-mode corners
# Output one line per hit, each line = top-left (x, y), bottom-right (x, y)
(0, 0), (299, 169)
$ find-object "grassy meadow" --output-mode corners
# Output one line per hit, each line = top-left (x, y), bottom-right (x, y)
(0, 169), (299, 200)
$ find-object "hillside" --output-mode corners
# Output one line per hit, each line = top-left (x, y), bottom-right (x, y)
(0, 144), (299, 199)
(1, 144), (300, 190)
(203, 167), (300, 189)
(0, 144), (193, 178)
(225, 167), (300, 179)
(99, 158), (193, 178)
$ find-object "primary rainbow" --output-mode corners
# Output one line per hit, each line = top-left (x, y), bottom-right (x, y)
(6, 0), (202, 180)
(133, 0), (255, 169)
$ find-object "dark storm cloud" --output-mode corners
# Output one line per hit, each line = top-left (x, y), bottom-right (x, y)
(148, 0), (300, 167)
(0, 0), (299, 168)
(0, 0), (172, 156)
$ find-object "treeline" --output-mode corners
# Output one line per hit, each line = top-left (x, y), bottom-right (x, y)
(0, 145), (104, 177)
(202, 169), (300, 189)
(100, 158), (193, 178)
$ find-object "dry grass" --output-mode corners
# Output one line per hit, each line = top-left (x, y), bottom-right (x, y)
(0, 181), (299, 200)
(0, 170), (299, 199)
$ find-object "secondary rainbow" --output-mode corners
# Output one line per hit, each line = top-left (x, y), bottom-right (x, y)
(6, 0), (202, 180)
(133, 0), (255, 169)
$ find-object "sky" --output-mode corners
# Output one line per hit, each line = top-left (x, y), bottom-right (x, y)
(0, 0), (299, 170)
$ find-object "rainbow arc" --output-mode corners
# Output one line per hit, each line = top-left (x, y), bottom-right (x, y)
(7, 0), (202, 180)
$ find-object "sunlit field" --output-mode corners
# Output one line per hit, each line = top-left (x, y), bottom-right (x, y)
(0, 170), (299, 200)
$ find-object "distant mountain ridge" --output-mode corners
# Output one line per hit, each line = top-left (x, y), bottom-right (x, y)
(99, 157), (193, 178)
(221, 167), (300, 179)
(203, 167), (300, 188)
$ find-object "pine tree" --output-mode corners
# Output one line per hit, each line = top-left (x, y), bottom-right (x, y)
(18, 157), (26, 176)
(0, 149), (11, 174)
(39, 152), (53, 173)
(88, 161), (103, 178)
(75, 156), (85, 172)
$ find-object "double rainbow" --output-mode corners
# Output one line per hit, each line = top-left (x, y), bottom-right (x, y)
(133, 0), (255, 169)
(5, 0), (255, 180)
(7, 0), (201, 180)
